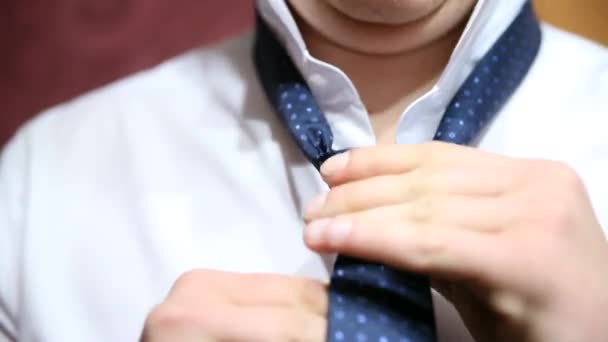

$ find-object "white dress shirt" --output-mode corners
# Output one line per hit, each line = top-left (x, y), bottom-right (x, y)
(1, 0), (607, 341)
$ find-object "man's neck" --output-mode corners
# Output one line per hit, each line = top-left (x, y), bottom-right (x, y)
(292, 7), (469, 143)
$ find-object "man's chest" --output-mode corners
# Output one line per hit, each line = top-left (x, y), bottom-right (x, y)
(17, 84), (607, 341)
(21, 134), (480, 341)
(19, 119), (337, 340)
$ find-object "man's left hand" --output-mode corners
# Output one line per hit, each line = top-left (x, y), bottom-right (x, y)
(303, 142), (608, 342)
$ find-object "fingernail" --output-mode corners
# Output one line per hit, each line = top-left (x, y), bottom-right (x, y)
(305, 217), (353, 247)
(326, 217), (352, 245)
(321, 152), (350, 176)
(305, 218), (331, 243)
(304, 192), (327, 219)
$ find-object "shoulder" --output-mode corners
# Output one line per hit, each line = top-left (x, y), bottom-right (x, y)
(540, 23), (608, 57)
(514, 24), (608, 116)
(533, 24), (608, 91)
(508, 24), (608, 149)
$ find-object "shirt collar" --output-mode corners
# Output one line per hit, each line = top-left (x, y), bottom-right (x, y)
(256, 0), (528, 95)
(255, 0), (531, 147)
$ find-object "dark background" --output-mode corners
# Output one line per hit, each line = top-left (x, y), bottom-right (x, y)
(1, 0), (606, 146)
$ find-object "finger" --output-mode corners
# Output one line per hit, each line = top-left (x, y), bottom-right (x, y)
(142, 304), (218, 342)
(143, 304), (326, 342)
(168, 270), (328, 314)
(195, 306), (327, 342)
(305, 167), (519, 220)
(141, 325), (214, 342)
(305, 172), (424, 221)
(228, 274), (329, 315)
(303, 205), (508, 283)
(404, 195), (514, 232)
(309, 194), (513, 234)
(321, 142), (511, 186)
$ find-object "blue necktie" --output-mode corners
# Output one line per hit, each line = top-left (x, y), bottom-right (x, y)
(254, 2), (541, 341)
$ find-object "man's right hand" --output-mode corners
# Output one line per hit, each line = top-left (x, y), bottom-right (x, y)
(141, 270), (328, 342)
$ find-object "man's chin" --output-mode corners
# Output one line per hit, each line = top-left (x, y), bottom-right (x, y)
(324, 0), (447, 26)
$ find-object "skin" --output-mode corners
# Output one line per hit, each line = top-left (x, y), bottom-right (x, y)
(303, 143), (608, 341)
(142, 1), (608, 341)
(141, 270), (328, 342)
(288, 0), (476, 142)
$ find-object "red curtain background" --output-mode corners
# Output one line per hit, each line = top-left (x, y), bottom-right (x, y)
(0, 0), (254, 145)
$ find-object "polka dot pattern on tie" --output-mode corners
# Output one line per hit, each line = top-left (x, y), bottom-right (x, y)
(434, 1), (541, 145)
(276, 82), (334, 166)
(328, 256), (435, 341)
(254, 1), (541, 341)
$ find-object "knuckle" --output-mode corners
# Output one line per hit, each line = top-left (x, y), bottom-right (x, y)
(531, 160), (584, 190)
(521, 159), (546, 179)
(174, 269), (207, 288)
(523, 160), (584, 233)
(541, 201), (576, 234)
(408, 195), (437, 224)
(521, 191), (574, 234)
(548, 160), (579, 179)
(399, 169), (427, 200)
(410, 226), (446, 270)
(328, 185), (357, 212)
(553, 163), (586, 194)
(144, 304), (196, 331)
(168, 270), (226, 303)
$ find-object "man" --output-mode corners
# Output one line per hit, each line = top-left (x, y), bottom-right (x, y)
(1, 0), (607, 341)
